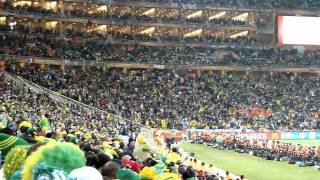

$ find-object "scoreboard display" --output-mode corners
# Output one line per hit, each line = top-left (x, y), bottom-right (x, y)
(278, 16), (320, 45)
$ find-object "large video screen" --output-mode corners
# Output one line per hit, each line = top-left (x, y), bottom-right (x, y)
(277, 16), (320, 45)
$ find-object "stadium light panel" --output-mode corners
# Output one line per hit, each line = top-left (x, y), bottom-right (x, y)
(44, 1), (57, 9)
(139, 27), (155, 34)
(142, 8), (155, 16)
(183, 29), (202, 37)
(0, 17), (6, 24)
(208, 12), (226, 20)
(186, 10), (202, 19)
(13, 1), (32, 7)
(230, 31), (248, 38)
(97, 5), (107, 11)
(45, 21), (58, 29)
(232, 13), (248, 21)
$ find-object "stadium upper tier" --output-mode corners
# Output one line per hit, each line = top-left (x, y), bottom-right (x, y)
(0, 27), (319, 67)
(0, 1), (320, 68)
(7, 64), (320, 131)
(1, 1), (267, 29)
(6, 0), (320, 11)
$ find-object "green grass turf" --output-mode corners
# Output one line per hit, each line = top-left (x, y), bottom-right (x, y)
(181, 143), (320, 180)
(281, 140), (320, 146)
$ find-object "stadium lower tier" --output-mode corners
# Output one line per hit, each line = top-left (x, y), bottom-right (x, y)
(6, 63), (320, 131)
(1, 72), (236, 180)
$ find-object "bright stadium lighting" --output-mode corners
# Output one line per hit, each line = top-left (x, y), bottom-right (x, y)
(0, 17), (6, 24)
(44, 1), (57, 9)
(97, 5), (107, 11)
(232, 13), (248, 21)
(208, 11), (226, 20)
(139, 27), (155, 34)
(183, 29), (202, 37)
(142, 8), (155, 16)
(186, 10), (202, 19)
(278, 16), (320, 45)
(230, 31), (248, 38)
(13, 1), (31, 7)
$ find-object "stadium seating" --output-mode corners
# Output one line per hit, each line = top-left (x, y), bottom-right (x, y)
(1, 0), (320, 179)
(7, 64), (320, 131)
(1, 72), (230, 180)
(0, 30), (319, 66)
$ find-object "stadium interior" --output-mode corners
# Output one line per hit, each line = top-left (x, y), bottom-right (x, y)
(0, 0), (319, 180)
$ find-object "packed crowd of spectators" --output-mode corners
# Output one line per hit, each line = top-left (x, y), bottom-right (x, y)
(172, 0), (239, 7)
(117, 0), (320, 10)
(0, 73), (243, 180)
(0, 73), (136, 137)
(3, 3), (249, 26)
(241, 0), (320, 10)
(5, 4), (56, 15)
(208, 19), (246, 26)
(190, 132), (320, 166)
(7, 64), (320, 132)
(0, 23), (256, 45)
(1, 24), (320, 66)
(173, 0), (320, 10)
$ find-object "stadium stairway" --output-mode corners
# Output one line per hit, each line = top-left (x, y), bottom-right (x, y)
(139, 127), (157, 149)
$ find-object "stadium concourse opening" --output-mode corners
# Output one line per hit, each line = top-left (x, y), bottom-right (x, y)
(0, 0), (320, 180)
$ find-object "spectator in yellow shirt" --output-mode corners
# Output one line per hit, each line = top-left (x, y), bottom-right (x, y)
(166, 147), (181, 164)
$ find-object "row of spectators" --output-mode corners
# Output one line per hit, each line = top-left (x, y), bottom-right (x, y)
(0, 73), (242, 180)
(0, 26), (319, 66)
(171, 0), (320, 10)
(190, 132), (320, 165)
(8, 64), (320, 132)
(3, 4), (249, 26)
(5, 4), (55, 15)
(3, 0), (320, 14)
(113, 0), (320, 10)
(0, 24), (258, 44)
(103, 0), (320, 10)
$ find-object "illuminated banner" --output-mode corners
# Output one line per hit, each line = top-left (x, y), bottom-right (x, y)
(153, 130), (185, 141)
(238, 132), (281, 140)
(278, 16), (320, 45)
(188, 129), (320, 140)
(281, 132), (320, 140)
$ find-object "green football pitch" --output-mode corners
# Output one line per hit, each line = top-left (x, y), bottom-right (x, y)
(181, 143), (320, 180)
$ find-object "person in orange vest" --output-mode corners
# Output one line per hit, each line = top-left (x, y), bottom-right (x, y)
(225, 171), (232, 180)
